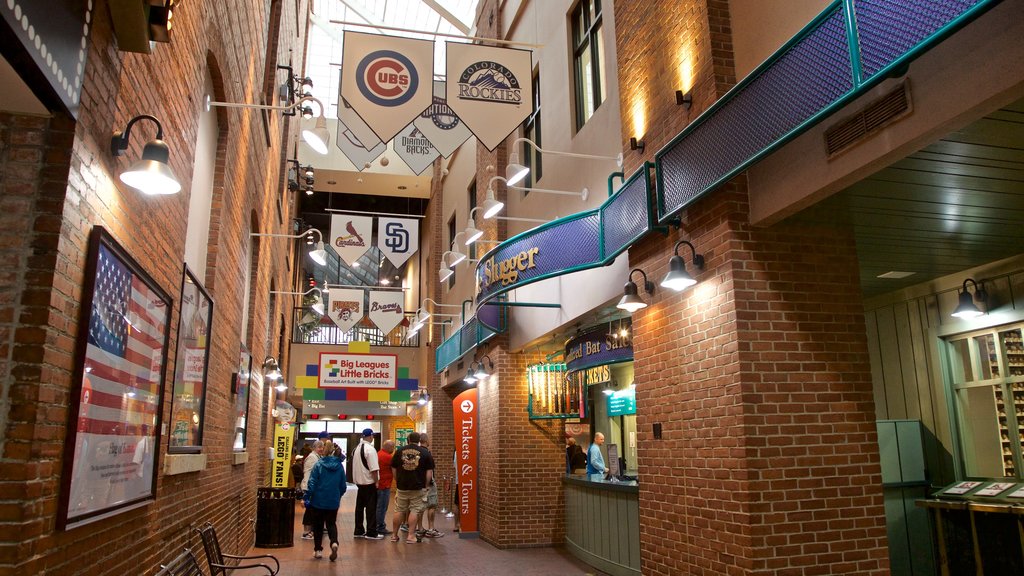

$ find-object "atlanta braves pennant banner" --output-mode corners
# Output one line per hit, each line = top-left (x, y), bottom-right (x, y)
(394, 122), (440, 175)
(414, 80), (472, 158)
(377, 217), (418, 268)
(330, 214), (373, 266)
(368, 290), (405, 335)
(341, 31), (434, 143)
(445, 42), (533, 151)
(327, 288), (364, 333)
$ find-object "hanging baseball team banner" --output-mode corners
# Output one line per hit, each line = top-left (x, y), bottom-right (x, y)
(338, 93), (384, 159)
(453, 387), (479, 536)
(336, 117), (387, 170)
(271, 422), (295, 488)
(414, 81), (472, 158)
(330, 214), (373, 266)
(377, 217), (419, 267)
(394, 123), (440, 175)
(446, 42), (533, 151)
(327, 288), (364, 332)
(341, 31), (434, 143)
(368, 290), (405, 335)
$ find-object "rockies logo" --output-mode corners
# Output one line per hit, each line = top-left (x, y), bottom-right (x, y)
(384, 222), (410, 253)
(355, 50), (418, 107)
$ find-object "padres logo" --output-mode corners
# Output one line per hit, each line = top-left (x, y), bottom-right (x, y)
(355, 50), (418, 107)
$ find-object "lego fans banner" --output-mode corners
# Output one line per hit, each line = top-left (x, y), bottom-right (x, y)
(376, 217), (418, 267)
(272, 423), (295, 488)
(446, 42), (533, 151)
(368, 290), (405, 335)
(414, 81), (472, 158)
(319, 352), (398, 389)
(341, 31), (434, 143)
(330, 214), (373, 266)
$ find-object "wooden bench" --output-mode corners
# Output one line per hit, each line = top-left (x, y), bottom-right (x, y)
(196, 522), (280, 575)
(155, 548), (203, 576)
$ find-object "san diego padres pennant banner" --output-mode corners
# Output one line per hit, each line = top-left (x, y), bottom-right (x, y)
(414, 81), (472, 158)
(446, 42), (532, 151)
(342, 31), (434, 143)
(377, 217), (418, 267)
(330, 214), (373, 266)
(327, 288), (364, 333)
(368, 291), (405, 335)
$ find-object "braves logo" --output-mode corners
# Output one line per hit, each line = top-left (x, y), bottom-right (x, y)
(355, 50), (418, 107)
(384, 222), (410, 253)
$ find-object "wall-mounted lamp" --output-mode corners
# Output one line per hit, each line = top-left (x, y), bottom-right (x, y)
(472, 356), (494, 380)
(617, 268), (655, 313)
(511, 137), (624, 185)
(111, 114), (182, 196)
(270, 287), (325, 316)
(263, 356), (283, 382)
(481, 187), (505, 219)
(506, 153), (530, 186)
(464, 365), (479, 385)
(277, 65), (314, 108)
(205, 95), (330, 154)
(488, 176), (589, 202)
(661, 240), (705, 292)
(417, 389), (431, 406)
(675, 90), (693, 109)
(951, 278), (987, 319)
(629, 137), (645, 152)
(252, 229), (327, 267)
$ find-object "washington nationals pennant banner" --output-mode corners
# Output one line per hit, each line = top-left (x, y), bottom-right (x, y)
(330, 215), (373, 266)
(368, 291), (405, 335)
(341, 31), (434, 143)
(414, 81), (472, 158)
(377, 217), (419, 267)
(446, 42), (533, 151)
(327, 288), (364, 333)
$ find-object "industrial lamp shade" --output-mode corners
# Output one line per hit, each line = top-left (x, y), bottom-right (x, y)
(309, 241), (328, 266)
(311, 297), (325, 316)
(119, 139), (181, 195)
(951, 289), (983, 319)
(448, 250), (467, 267)
(464, 218), (484, 245)
(472, 363), (489, 379)
(482, 189), (505, 219)
(302, 116), (330, 154)
(506, 152), (529, 186)
(263, 357), (283, 380)
(439, 265), (454, 283)
(616, 281), (648, 313)
(660, 255), (698, 292)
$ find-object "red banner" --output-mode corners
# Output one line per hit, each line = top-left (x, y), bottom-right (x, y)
(453, 388), (478, 535)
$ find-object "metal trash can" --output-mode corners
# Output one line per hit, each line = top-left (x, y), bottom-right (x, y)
(254, 487), (295, 548)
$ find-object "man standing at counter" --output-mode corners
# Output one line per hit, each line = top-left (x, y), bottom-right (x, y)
(587, 432), (608, 480)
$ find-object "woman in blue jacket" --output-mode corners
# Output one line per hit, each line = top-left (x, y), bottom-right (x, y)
(303, 440), (348, 560)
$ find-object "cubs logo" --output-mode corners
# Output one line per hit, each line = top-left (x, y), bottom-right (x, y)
(456, 61), (521, 105)
(355, 50), (418, 107)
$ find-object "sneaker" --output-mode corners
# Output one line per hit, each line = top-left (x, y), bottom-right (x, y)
(399, 524), (408, 532)
(301, 532), (313, 540)
(424, 529), (445, 538)
(352, 533), (365, 539)
(314, 550), (323, 559)
(414, 529), (426, 537)
(329, 542), (338, 561)
(379, 528), (392, 535)
(364, 534), (385, 540)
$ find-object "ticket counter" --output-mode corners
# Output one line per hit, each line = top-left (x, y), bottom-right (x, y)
(563, 476), (640, 576)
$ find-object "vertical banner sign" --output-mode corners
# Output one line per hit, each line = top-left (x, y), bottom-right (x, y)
(272, 422), (295, 488)
(415, 81), (472, 158)
(377, 217), (419, 267)
(341, 31), (434, 143)
(337, 84), (385, 158)
(453, 388), (479, 536)
(446, 42), (533, 151)
(368, 290), (406, 335)
(330, 214), (373, 266)
(394, 123), (440, 175)
(336, 116), (387, 169)
(327, 288), (364, 332)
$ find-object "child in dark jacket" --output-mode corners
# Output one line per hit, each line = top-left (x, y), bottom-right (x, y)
(303, 440), (348, 561)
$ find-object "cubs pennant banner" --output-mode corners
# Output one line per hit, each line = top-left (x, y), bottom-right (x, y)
(342, 32), (434, 143)
(446, 42), (533, 151)
(368, 291), (405, 335)
(414, 81), (472, 158)
(394, 123), (440, 175)
(327, 288), (364, 332)
(377, 217), (419, 267)
(330, 215), (373, 266)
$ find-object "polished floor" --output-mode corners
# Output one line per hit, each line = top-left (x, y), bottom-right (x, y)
(243, 487), (606, 576)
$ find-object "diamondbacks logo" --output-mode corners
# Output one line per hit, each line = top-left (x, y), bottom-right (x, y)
(420, 95), (460, 129)
(355, 50), (418, 107)
(334, 220), (367, 248)
(384, 221), (410, 253)
(456, 61), (522, 105)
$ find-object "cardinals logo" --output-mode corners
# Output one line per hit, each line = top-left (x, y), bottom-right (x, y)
(334, 220), (367, 248)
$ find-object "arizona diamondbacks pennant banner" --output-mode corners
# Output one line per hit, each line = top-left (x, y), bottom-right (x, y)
(377, 217), (419, 267)
(414, 81), (472, 158)
(394, 123), (440, 175)
(368, 291), (405, 335)
(330, 215), (373, 266)
(446, 42), (533, 151)
(342, 32), (434, 143)
(327, 288), (364, 332)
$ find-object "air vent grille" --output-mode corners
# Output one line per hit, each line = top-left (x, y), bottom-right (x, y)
(825, 81), (912, 158)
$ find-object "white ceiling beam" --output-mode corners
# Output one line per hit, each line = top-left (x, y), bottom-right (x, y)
(420, 0), (471, 34)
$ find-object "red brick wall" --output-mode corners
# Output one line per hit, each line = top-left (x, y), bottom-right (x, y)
(0, 0), (310, 573)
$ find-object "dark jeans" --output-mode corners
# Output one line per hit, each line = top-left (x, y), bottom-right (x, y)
(309, 506), (338, 551)
(375, 488), (390, 533)
(354, 484), (378, 536)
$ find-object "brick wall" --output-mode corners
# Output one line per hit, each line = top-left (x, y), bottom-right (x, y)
(0, 0), (310, 573)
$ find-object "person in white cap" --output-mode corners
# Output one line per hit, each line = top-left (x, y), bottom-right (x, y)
(351, 428), (382, 540)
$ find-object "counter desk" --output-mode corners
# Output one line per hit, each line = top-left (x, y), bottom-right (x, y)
(563, 475), (640, 576)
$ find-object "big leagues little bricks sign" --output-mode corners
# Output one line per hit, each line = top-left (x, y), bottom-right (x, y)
(319, 352), (397, 389)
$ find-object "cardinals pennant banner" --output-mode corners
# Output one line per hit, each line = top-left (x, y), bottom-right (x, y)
(414, 81), (472, 158)
(327, 288), (364, 332)
(368, 291), (405, 335)
(330, 214), (373, 266)
(341, 32), (434, 143)
(446, 42), (533, 151)
(377, 217), (418, 267)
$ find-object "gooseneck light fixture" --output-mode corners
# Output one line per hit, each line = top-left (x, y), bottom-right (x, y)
(481, 187), (505, 219)
(111, 114), (182, 196)
(263, 356), (283, 380)
(205, 95), (331, 154)
(271, 287), (325, 316)
(661, 240), (705, 292)
(617, 268), (655, 313)
(472, 355), (493, 380)
(252, 229), (328, 266)
(511, 137), (624, 185)
(951, 278), (987, 319)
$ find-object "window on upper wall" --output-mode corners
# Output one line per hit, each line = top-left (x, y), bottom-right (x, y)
(523, 70), (542, 189)
(571, 0), (605, 131)
(467, 180), (477, 260)
(183, 68), (219, 278)
(447, 214), (457, 289)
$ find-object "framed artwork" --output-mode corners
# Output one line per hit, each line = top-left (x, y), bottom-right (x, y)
(168, 265), (213, 453)
(233, 346), (252, 451)
(59, 226), (172, 530)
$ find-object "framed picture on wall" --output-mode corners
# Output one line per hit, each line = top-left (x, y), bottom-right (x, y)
(58, 226), (172, 530)
(168, 265), (213, 453)
(233, 346), (252, 452)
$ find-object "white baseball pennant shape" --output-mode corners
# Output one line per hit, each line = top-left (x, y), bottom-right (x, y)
(368, 290), (405, 335)
(341, 31), (434, 143)
(446, 42), (533, 151)
(329, 214), (373, 266)
(327, 289), (364, 333)
(337, 95), (382, 158)
(377, 217), (419, 267)
(414, 80), (472, 158)
(394, 123), (440, 175)
(335, 116), (386, 170)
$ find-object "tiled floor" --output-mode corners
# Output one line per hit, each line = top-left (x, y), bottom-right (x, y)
(244, 488), (606, 576)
